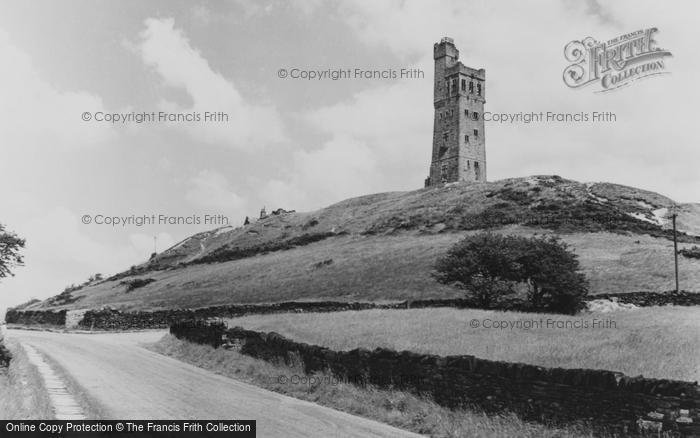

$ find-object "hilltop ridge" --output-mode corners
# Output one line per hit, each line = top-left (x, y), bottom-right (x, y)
(20, 176), (700, 311)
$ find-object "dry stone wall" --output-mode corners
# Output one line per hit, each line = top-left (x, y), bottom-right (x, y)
(4, 291), (698, 330)
(593, 291), (700, 307)
(4, 309), (66, 327)
(170, 322), (700, 437)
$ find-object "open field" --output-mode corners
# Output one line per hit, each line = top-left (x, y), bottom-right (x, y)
(148, 334), (599, 438)
(0, 337), (53, 419)
(24, 229), (700, 312)
(228, 306), (700, 382)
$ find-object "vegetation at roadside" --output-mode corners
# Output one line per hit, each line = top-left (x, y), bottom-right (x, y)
(227, 306), (700, 382)
(148, 334), (599, 438)
(0, 223), (25, 280)
(0, 338), (53, 419)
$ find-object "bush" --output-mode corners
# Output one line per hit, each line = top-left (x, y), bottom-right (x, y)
(0, 340), (11, 368)
(120, 278), (156, 293)
(679, 246), (700, 259)
(433, 233), (589, 314)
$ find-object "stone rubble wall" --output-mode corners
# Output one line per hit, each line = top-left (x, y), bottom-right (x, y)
(4, 291), (698, 331)
(4, 309), (67, 327)
(170, 321), (700, 437)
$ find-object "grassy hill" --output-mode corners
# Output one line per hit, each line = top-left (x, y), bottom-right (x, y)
(23, 176), (700, 311)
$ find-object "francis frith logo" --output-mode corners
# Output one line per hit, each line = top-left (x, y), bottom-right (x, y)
(563, 27), (672, 92)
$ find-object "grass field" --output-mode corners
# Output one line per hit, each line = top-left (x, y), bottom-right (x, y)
(27, 229), (700, 312)
(0, 337), (53, 419)
(149, 334), (600, 438)
(227, 306), (700, 382)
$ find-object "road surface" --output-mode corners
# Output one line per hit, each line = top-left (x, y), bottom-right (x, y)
(8, 329), (422, 438)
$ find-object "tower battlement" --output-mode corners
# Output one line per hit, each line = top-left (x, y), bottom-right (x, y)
(425, 37), (486, 187)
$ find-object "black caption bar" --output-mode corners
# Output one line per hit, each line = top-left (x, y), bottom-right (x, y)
(1, 421), (256, 438)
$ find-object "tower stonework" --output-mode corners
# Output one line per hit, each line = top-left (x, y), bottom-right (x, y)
(425, 37), (486, 187)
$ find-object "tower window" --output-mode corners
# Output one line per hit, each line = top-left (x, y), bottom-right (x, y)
(464, 135), (469, 143)
(467, 160), (470, 169)
(477, 83), (482, 95)
(451, 78), (457, 94)
(469, 81), (474, 93)
(474, 129), (479, 137)
(464, 109), (469, 116)
(472, 112), (479, 120)
(461, 79), (466, 91)
(474, 162), (481, 179)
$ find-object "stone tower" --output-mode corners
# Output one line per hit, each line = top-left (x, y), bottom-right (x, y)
(425, 37), (486, 187)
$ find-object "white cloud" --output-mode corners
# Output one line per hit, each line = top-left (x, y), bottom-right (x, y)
(186, 169), (248, 214)
(0, 29), (114, 152)
(304, 75), (432, 186)
(262, 135), (378, 210)
(305, 0), (700, 202)
(134, 18), (285, 147)
(0, 204), (147, 312)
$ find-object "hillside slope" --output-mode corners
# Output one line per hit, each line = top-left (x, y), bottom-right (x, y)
(24, 176), (700, 311)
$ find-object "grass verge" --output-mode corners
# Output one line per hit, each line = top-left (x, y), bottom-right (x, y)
(147, 334), (598, 438)
(0, 338), (53, 419)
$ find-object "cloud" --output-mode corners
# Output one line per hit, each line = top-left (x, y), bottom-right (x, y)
(185, 169), (248, 214)
(0, 29), (114, 152)
(302, 75), (432, 189)
(133, 17), (285, 147)
(300, 0), (700, 202)
(0, 204), (148, 312)
(262, 135), (379, 210)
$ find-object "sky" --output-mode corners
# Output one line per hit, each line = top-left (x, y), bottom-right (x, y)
(1, 0), (698, 312)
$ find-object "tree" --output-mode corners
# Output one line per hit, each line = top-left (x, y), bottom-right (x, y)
(0, 223), (25, 280)
(433, 233), (521, 307)
(433, 232), (589, 314)
(514, 236), (589, 314)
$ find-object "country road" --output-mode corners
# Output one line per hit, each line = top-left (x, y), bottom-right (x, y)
(7, 329), (422, 438)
